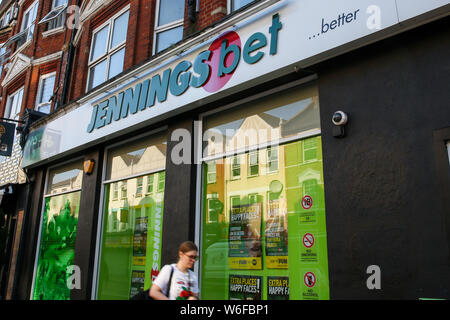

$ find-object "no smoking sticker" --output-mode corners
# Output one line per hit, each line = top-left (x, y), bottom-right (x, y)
(303, 233), (315, 248)
(304, 272), (316, 288)
(301, 195), (313, 210)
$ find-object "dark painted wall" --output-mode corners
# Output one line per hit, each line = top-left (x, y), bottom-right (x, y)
(318, 17), (450, 299)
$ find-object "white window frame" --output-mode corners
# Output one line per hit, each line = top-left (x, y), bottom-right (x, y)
(231, 155), (241, 180)
(206, 161), (217, 184)
(228, 0), (256, 13)
(303, 137), (318, 163)
(267, 146), (278, 173)
(5, 87), (24, 120)
(247, 150), (259, 177)
(153, 0), (184, 54)
(35, 72), (56, 114)
(86, 5), (129, 92)
(39, 0), (68, 31)
(21, 0), (39, 43)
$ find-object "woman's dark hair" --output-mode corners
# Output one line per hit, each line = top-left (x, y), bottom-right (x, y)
(178, 241), (198, 254)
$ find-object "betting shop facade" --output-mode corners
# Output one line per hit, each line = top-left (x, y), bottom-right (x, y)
(15, 0), (450, 300)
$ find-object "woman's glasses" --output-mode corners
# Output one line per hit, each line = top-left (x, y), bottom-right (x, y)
(183, 253), (199, 260)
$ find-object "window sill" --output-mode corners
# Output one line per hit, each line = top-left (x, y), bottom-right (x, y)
(42, 26), (65, 38)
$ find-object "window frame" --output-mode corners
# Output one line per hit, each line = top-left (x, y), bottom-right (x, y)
(228, 0), (257, 13)
(152, 0), (184, 54)
(39, 0), (68, 31)
(21, 0), (39, 42)
(86, 5), (130, 92)
(35, 72), (56, 114)
(5, 86), (24, 120)
(29, 157), (84, 300)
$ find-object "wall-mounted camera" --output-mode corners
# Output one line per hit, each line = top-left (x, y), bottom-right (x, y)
(332, 111), (348, 126)
(332, 111), (348, 138)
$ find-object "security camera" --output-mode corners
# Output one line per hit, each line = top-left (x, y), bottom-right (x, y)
(332, 111), (348, 126)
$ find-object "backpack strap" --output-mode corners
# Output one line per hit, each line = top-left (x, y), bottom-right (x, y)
(166, 265), (174, 298)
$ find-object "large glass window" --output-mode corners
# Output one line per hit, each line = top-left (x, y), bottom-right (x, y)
(87, 8), (129, 91)
(200, 83), (330, 300)
(96, 132), (167, 300)
(154, 0), (184, 54)
(32, 161), (83, 300)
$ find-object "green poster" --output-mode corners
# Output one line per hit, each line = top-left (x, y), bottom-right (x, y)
(33, 191), (81, 300)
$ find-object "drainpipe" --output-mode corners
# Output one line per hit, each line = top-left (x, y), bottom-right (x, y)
(58, 0), (81, 109)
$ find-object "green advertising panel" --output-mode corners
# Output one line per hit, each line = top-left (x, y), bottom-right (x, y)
(33, 191), (81, 300)
(97, 172), (165, 300)
(201, 137), (329, 300)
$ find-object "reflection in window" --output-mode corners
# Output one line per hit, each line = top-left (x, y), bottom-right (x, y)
(203, 84), (320, 158)
(47, 162), (83, 195)
(98, 133), (167, 300)
(200, 83), (330, 300)
(154, 0), (184, 53)
(230, 0), (256, 12)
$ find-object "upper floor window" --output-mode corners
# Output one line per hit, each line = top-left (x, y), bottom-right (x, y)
(20, 0), (39, 44)
(229, 0), (255, 12)
(39, 0), (68, 31)
(87, 7), (129, 91)
(5, 87), (24, 121)
(0, 44), (6, 75)
(36, 73), (56, 114)
(0, 6), (14, 28)
(154, 0), (184, 54)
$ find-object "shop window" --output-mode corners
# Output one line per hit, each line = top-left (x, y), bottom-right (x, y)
(39, 0), (68, 31)
(5, 87), (24, 120)
(32, 161), (83, 300)
(87, 7), (129, 91)
(96, 131), (167, 300)
(153, 0), (184, 54)
(36, 73), (56, 114)
(229, 0), (256, 12)
(200, 83), (330, 300)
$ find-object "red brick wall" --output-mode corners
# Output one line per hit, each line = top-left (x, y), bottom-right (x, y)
(197, 0), (228, 31)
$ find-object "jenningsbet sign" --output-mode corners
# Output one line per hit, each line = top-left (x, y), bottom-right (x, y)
(22, 0), (449, 168)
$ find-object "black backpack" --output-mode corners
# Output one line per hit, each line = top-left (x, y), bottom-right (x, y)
(130, 266), (174, 300)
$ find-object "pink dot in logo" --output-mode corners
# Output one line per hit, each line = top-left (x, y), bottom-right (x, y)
(203, 31), (241, 93)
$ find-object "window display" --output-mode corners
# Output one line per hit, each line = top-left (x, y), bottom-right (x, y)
(32, 162), (83, 300)
(96, 132), (167, 299)
(200, 83), (329, 300)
